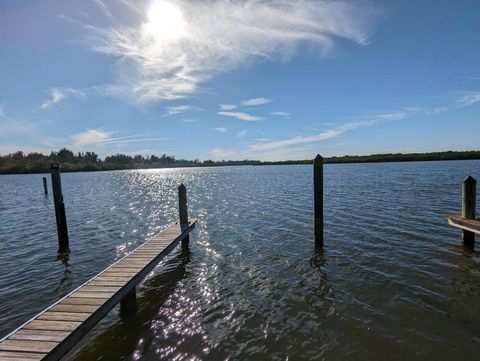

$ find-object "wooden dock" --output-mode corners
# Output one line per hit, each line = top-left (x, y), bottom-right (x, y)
(447, 215), (480, 235)
(0, 218), (197, 361)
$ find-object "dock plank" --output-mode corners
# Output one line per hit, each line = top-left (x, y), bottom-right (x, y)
(0, 218), (196, 361)
(50, 304), (99, 314)
(0, 351), (47, 361)
(447, 215), (480, 234)
(24, 320), (81, 332)
(0, 340), (57, 353)
(9, 330), (69, 343)
(38, 312), (90, 322)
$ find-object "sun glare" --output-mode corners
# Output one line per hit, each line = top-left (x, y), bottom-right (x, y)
(144, 0), (185, 41)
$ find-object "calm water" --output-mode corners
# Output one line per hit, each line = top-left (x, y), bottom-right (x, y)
(1, 161), (480, 360)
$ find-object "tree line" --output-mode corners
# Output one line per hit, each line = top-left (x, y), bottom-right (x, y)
(0, 148), (479, 174)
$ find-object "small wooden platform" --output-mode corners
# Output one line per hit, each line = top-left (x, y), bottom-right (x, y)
(447, 215), (480, 235)
(0, 219), (197, 361)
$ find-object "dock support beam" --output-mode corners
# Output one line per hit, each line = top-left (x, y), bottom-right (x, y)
(50, 163), (70, 253)
(120, 288), (137, 314)
(314, 154), (323, 247)
(462, 176), (477, 245)
(178, 184), (189, 246)
(43, 177), (48, 195)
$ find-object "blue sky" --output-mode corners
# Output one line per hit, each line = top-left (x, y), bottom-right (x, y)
(0, 0), (479, 161)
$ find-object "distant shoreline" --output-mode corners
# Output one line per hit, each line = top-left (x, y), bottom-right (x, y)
(1, 149), (479, 175)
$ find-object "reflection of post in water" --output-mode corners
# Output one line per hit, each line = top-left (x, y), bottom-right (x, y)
(55, 252), (72, 288)
(71, 247), (192, 361)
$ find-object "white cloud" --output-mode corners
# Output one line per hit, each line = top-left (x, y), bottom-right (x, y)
(163, 105), (203, 117)
(71, 129), (112, 147)
(457, 91), (480, 107)
(72, 0), (376, 102)
(271, 111), (290, 116)
(219, 104), (238, 111)
(71, 129), (168, 148)
(214, 127), (227, 132)
(248, 111), (409, 152)
(181, 118), (195, 123)
(209, 147), (234, 159)
(237, 129), (248, 138)
(241, 97), (271, 106)
(218, 111), (263, 121)
(40, 88), (66, 109)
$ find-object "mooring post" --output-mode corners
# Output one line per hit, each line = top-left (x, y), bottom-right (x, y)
(43, 177), (48, 195)
(462, 176), (477, 245)
(50, 163), (70, 253)
(178, 183), (189, 246)
(314, 154), (324, 247)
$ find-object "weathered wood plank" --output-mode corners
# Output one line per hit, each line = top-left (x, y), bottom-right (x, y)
(69, 291), (114, 299)
(448, 215), (480, 234)
(0, 340), (57, 353)
(80, 285), (121, 293)
(9, 330), (69, 343)
(50, 304), (99, 314)
(24, 320), (80, 332)
(0, 351), (47, 360)
(60, 298), (106, 306)
(38, 312), (90, 322)
(86, 280), (126, 287)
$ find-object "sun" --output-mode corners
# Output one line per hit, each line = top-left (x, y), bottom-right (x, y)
(144, 1), (185, 41)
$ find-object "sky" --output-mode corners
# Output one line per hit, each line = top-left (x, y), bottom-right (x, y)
(0, 0), (479, 161)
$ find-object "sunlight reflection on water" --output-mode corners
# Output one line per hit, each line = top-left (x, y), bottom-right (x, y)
(1, 161), (480, 360)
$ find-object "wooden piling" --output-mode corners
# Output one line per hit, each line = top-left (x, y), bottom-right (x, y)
(50, 163), (70, 253)
(462, 176), (476, 245)
(178, 184), (189, 245)
(43, 177), (48, 195)
(120, 288), (137, 314)
(314, 154), (323, 247)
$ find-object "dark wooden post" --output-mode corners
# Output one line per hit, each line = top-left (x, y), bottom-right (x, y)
(178, 184), (189, 245)
(462, 176), (476, 245)
(50, 163), (70, 253)
(120, 288), (137, 314)
(43, 177), (48, 195)
(314, 154), (323, 247)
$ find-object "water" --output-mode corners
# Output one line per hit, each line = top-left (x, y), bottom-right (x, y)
(1, 160), (479, 360)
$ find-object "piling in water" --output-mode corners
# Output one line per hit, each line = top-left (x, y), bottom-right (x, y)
(314, 154), (323, 247)
(43, 177), (48, 195)
(462, 176), (477, 245)
(178, 184), (189, 246)
(50, 163), (70, 253)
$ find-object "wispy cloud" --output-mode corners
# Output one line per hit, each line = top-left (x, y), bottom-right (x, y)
(162, 105), (203, 117)
(40, 88), (66, 109)
(69, 0), (376, 103)
(214, 127), (227, 132)
(219, 104), (238, 111)
(237, 129), (248, 138)
(92, 0), (113, 19)
(456, 91), (480, 107)
(241, 97), (271, 106)
(218, 111), (263, 121)
(71, 129), (168, 148)
(209, 147), (234, 159)
(248, 111), (410, 152)
(271, 111), (290, 116)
